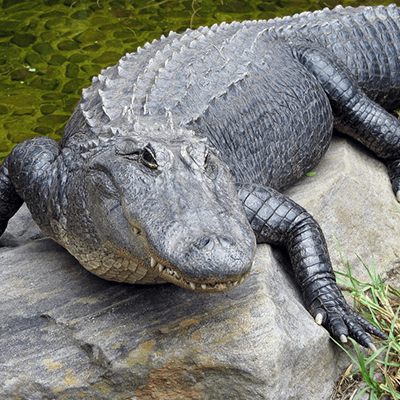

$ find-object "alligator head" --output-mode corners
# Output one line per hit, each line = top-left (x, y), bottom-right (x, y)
(84, 126), (256, 293)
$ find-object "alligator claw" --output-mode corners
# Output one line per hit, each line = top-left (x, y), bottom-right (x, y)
(393, 183), (400, 203)
(315, 313), (323, 325)
(368, 343), (377, 353)
(340, 334), (347, 344)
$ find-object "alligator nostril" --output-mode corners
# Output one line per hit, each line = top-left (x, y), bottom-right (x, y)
(219, 235), (236, 248)
(194, 236), (215, 251)
(193, 235), (236, 251)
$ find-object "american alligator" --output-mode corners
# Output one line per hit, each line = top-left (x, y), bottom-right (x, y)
(1, 4), (396, 350)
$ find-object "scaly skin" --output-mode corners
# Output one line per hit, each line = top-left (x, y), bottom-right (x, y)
(1, 4), (397, 349)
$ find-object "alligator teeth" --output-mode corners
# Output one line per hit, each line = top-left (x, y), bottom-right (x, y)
(152, 259), (182, 280)
(148, 259), (250, 292)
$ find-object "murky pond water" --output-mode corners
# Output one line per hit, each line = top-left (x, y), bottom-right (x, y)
(0, 0), (397, 161)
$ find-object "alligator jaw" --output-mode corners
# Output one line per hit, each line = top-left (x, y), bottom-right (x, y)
(126, 222), (253, 292)
(149, 256), (251, 293)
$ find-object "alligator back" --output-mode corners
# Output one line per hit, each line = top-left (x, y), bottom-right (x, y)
(62, 4), (400, 190)
(271, 4), (400, 109)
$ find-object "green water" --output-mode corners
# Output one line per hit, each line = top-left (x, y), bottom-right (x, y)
(0, 0), (397, 161)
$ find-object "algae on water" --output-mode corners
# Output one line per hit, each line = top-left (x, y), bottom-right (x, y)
(0, 0), (395, 162)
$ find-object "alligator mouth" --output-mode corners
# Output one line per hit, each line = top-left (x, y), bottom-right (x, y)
(129, 224), (252, 292)
(149, 256), (251, 293)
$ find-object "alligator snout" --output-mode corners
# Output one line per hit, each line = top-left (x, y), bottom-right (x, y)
(150, 229), (254, 292)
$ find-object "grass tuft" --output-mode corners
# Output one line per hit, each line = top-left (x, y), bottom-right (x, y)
(331, 238), (400, 400)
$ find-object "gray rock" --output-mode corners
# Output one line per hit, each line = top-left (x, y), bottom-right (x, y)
(0, 236), (341, 399)
(0, 203), (45, 248)
(1, 135), (396, 400)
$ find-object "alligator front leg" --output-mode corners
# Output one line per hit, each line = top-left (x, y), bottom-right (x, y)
(292, 43), (400, 200)
(0, 136), (64, 237)
(236, 182), (387, 350)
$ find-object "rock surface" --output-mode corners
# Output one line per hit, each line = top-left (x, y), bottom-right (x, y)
(0, 135), (397, 400)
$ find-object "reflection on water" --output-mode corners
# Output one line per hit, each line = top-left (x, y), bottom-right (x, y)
(0, 0), (394, 160)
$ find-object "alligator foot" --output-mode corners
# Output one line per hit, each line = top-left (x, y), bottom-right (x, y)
(237, 182), (388, 349)
(307, 281), (387, 350)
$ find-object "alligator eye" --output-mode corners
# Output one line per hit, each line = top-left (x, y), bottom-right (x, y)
(141, 146), (158, 169)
